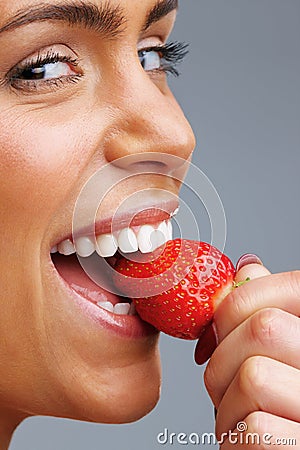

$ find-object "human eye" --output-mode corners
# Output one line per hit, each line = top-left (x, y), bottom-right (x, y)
(6, 48), (83, 93)
(138, 41), (189, 77)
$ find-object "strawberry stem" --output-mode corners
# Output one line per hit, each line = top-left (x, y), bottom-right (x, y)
(233, 277), (251, 288)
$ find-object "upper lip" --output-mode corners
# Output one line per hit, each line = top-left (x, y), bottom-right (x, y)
(51, 199), (179, 248)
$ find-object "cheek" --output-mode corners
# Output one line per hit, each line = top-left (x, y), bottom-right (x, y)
(0, 109), (103, 228)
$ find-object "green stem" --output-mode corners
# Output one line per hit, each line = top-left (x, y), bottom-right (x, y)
(233, 277), (251, 288)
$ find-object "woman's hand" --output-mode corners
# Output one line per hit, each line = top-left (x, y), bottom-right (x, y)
(197, 260), (300, 448)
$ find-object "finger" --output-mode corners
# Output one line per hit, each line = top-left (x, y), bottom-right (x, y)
(204, 308), (300, 407)
(214, 270), (300, 343)
(236, 253), (264, 272)
(221, 412), (300, 449)
(216, 357), (300, 439)
(235, 263), (271, 284)
(195, 263), (270, 365)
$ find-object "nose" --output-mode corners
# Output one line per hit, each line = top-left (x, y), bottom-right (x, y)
(102, 66), (196, 172)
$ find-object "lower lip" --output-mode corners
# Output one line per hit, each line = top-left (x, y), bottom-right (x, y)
(48, 255), (158, 339)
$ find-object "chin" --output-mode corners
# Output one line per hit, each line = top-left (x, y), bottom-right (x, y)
(42, 341), (162, 425)
(98, 351), (162, 424)
(93, 359), (162, 424)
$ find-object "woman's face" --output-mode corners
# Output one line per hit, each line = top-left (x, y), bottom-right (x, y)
(0, 0), (195, 424)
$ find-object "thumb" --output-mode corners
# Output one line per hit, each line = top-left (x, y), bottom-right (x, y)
(194, 253), (271, 366)
(235, 253), (271, 283)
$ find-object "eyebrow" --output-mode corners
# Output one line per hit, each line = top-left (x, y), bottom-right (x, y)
(0, 0), (178, 37)
(0, 1), (126, 37)
(144, 0), (178, 31)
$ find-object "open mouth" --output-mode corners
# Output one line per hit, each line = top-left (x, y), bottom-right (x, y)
(49, 210), (176, 337)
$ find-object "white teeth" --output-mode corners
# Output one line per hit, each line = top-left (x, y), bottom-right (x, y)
(137, 224), (156, 253)
(136, 220), (170, 254)
(157, 220), (172, 246)
(97, 301), (114, 312)
(117, 227), (138, 253)
(167, 220), (173, 240)
(76, 236), (95, 258)
(157, 220), (169, 240)
(114, 303), (131, 315)
(95, 301), (135, 315)
(96, 233), (118, 257)
(58, 239), (76, 256)
(153, 229), (167, 248)
(55, 219), (174, 257)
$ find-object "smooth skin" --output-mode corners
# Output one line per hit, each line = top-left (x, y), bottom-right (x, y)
(0, 0), (195, 448)
(0, 0), (299, 449)
(199, 263), (300, 448)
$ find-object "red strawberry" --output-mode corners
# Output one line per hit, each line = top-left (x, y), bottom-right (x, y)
(113, 239), (236, 340)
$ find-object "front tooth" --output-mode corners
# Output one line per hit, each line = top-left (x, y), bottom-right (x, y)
(76, 236), (95, 258)
(96, 233), (118, 257)
(155, 220), (170, 247)
(97, 301), (114, 312)
(58, 239), (76, 256)
(117, 227), (138, 253)
(114, 303), (131, 315)
(158, 221), (169, 240)
(167, 220), (173, 240)
(155, 230), (168, 247)
(137, 224), (156, 253)
(152, 229), (166, 250)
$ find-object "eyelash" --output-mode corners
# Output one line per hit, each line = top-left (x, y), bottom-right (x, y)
(7, 51), (82, 91)
(139, 41), (189, 77)
(6, 41), (189, 92)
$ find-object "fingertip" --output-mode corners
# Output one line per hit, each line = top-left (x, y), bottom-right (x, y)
(236, 253), (263, 271)
(235, 263), (271, 283)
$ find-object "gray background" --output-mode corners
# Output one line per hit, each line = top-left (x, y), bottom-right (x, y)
(11, 1), (300, 449)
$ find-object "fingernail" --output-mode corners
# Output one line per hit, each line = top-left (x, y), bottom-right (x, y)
(236, 253), (263, 272)
(194, 325), (217, 365)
